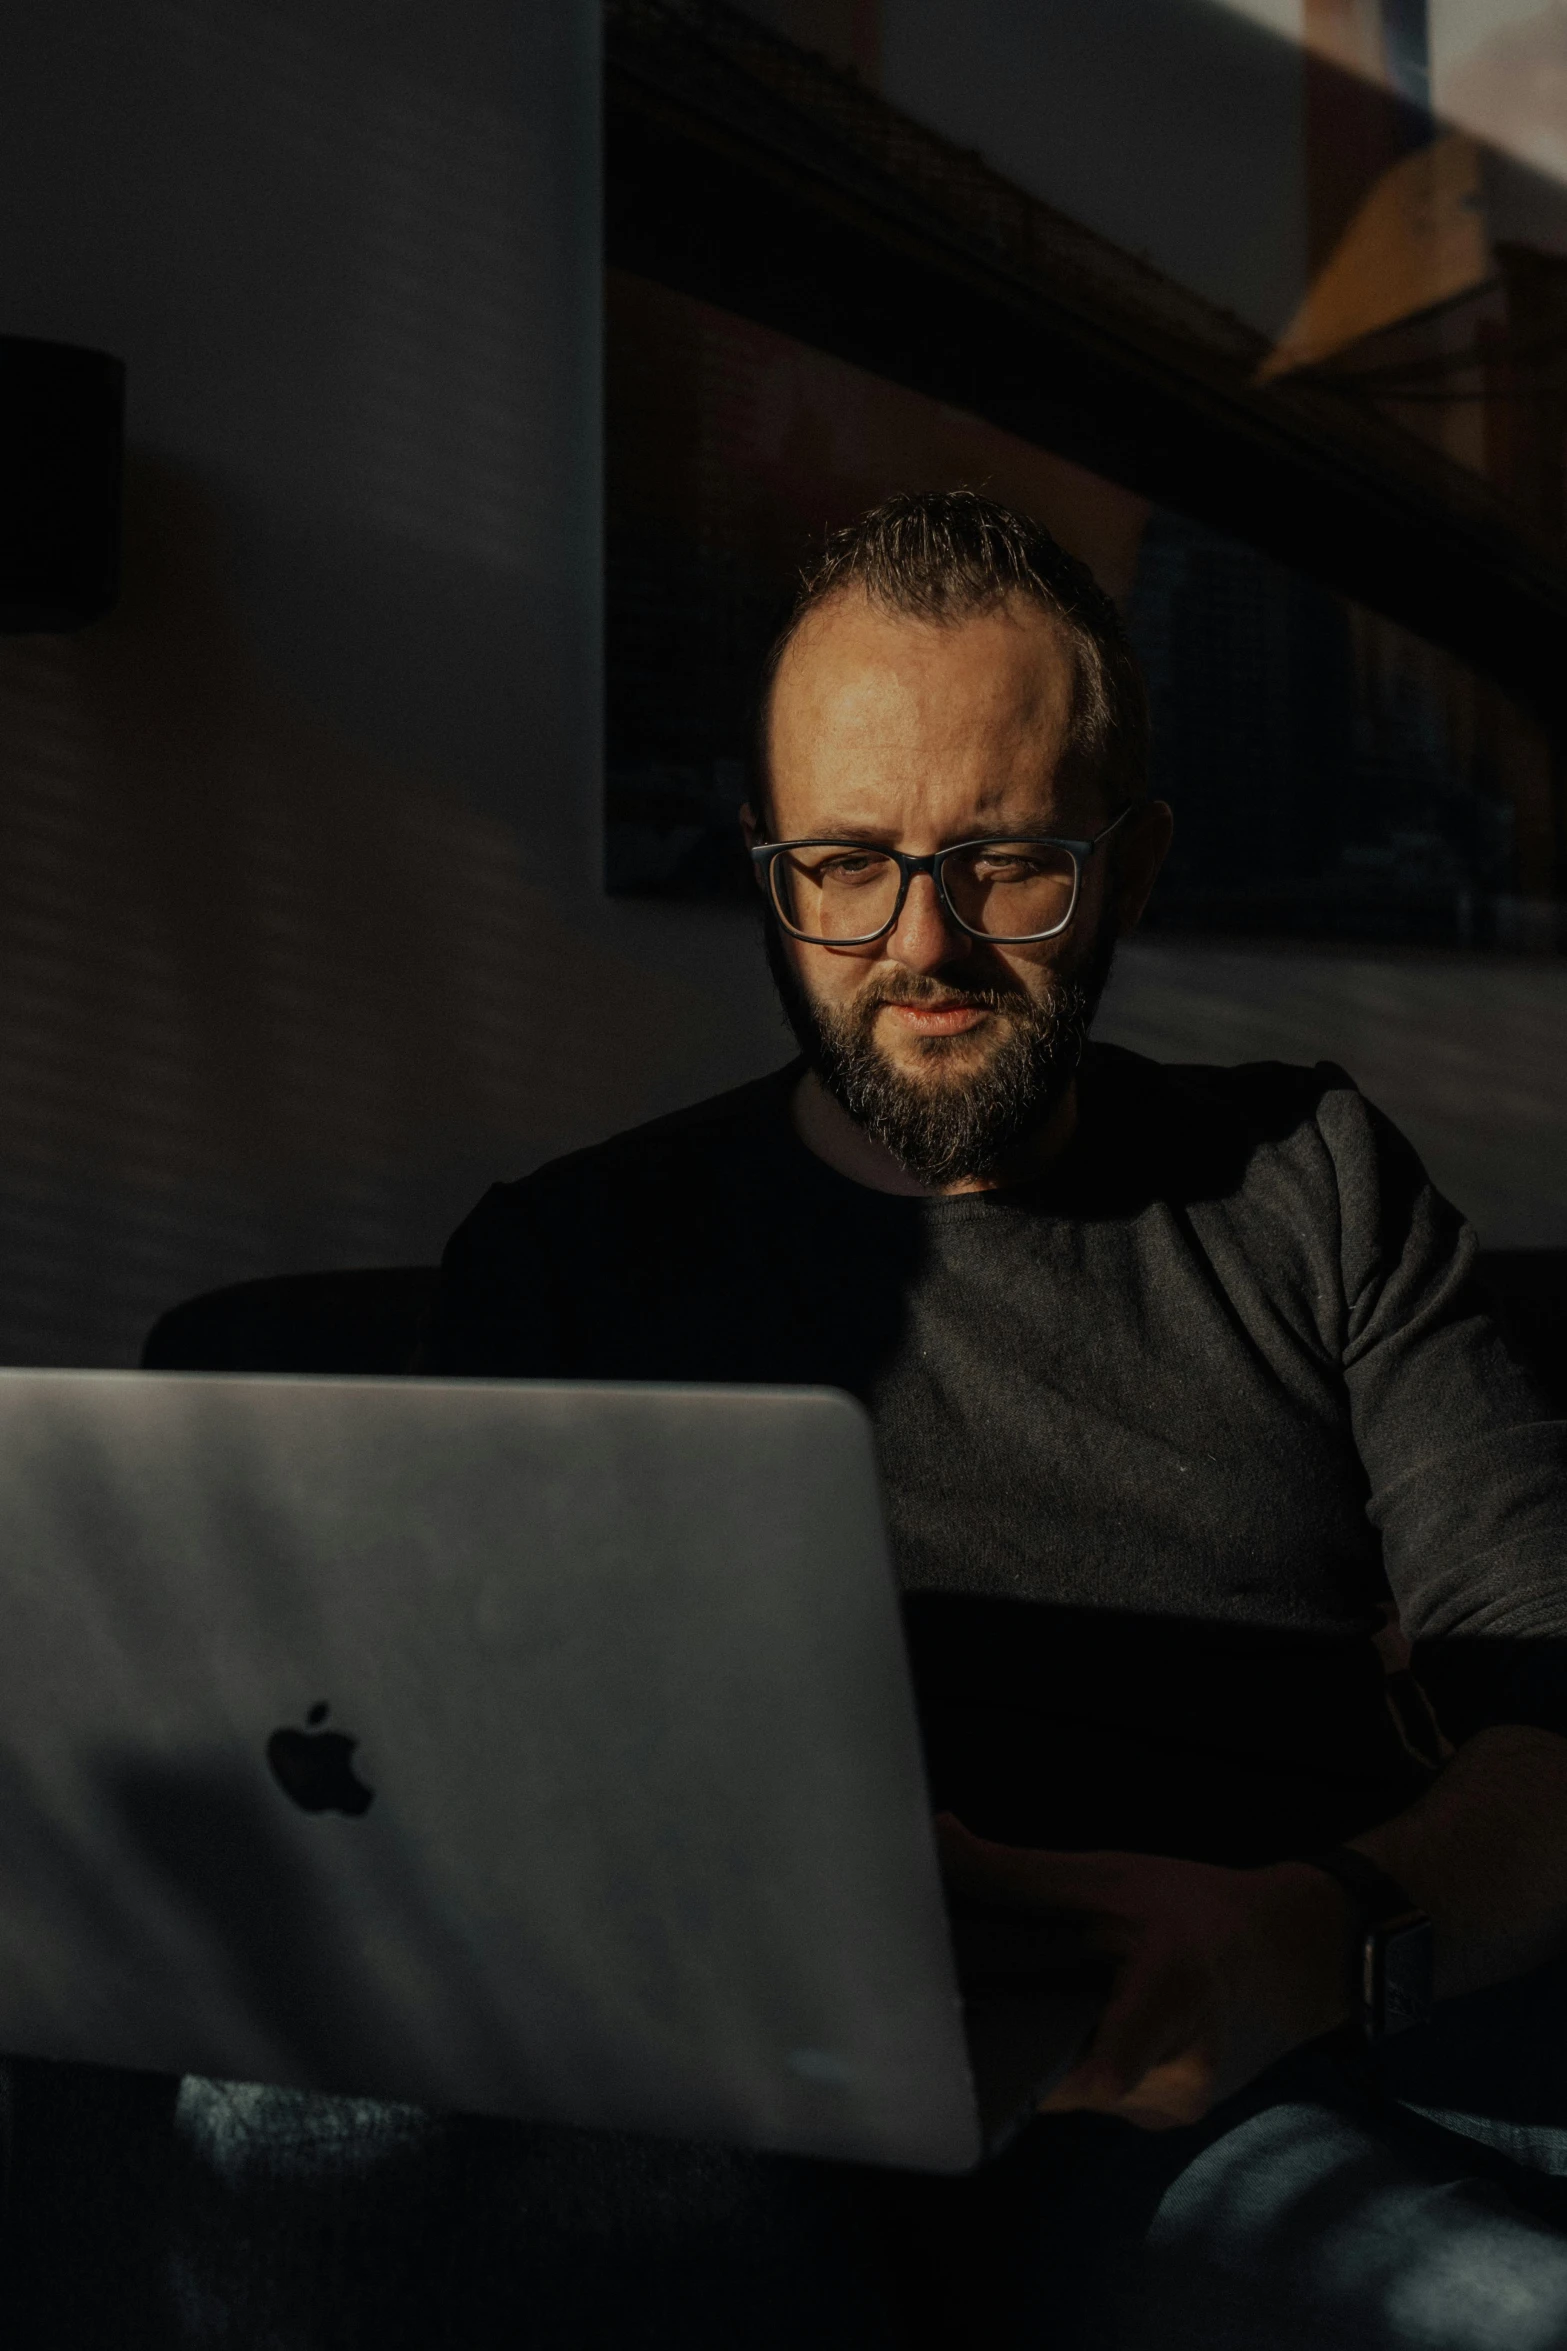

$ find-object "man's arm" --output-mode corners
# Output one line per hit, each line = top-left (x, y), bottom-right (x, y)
(415, 1178), (568, 1378)
(939, 1720), (1567, 2134)
(954, 1087), (1567, 2132)
(1354, 1721), (1567, 1998)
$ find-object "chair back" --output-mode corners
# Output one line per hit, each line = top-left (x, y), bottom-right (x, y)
(141, 1267), (441, 1376)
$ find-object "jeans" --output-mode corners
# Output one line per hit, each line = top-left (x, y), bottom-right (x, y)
(6, 1964), (1567, 2348)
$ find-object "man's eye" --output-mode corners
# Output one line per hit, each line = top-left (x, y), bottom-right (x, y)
(970, 855), (1040, 882)
(818, 856), (885, 883)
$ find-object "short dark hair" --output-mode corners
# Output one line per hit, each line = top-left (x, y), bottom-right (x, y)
(757, 489), (1148, 812)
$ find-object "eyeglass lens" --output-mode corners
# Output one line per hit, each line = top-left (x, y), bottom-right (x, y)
(771, 842), (1079, 941)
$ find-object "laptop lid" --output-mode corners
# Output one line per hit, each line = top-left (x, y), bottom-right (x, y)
(0, 1372), (1029, 2169)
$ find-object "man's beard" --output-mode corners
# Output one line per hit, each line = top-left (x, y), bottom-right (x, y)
(765, 917), (1116, 1189)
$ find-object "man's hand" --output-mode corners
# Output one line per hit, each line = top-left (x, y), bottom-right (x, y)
(938, 1815), (1354, 2131)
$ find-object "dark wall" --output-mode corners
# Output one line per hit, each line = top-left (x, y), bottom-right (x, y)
(0, 0), (788, 1366)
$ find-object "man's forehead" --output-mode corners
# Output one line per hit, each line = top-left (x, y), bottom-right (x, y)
(773, 593), (1074, 732)
(766, 591), (1082, 823)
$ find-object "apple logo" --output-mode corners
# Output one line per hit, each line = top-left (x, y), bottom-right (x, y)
(266, 1701), (376, 1817)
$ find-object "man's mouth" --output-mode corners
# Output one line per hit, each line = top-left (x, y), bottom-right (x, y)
(880, 999), (991, 1036)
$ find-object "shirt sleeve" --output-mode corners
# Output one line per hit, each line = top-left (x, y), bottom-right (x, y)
(414, 1177), (572, 1377)
(1320, 1077), (1567, 1743)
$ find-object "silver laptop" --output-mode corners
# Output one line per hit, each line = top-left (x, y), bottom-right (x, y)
(0, 1370), (1099, 2172)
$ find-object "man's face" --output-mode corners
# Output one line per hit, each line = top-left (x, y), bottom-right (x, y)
(753, 590), (1158, 1186)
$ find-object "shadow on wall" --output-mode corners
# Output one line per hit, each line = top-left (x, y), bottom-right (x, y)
(0, 459), (735, 1369)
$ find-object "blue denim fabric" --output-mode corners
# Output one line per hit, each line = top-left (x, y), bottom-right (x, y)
(7, 1968), (1567, 2348)
(1132, 2089), (1567, 2351)
(884, 1967), (1567, 2349)
(158, 2083), (905, 2350)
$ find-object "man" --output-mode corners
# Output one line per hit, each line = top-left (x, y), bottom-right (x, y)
(418, 491), (1567, 2345)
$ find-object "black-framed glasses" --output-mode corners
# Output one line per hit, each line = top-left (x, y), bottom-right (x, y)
(750, 804), (1134, 946)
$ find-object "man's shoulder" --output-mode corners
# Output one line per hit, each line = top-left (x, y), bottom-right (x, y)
(1087, 1039), (1361, 1147)
(1085, 1043), (1433, 1272)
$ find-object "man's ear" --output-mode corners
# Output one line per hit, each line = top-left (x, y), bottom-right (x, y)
(1112, 800), (1174, 937)
(739, 801), (773, 902)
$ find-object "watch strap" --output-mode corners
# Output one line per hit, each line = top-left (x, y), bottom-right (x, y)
(1299, 1845), (1434, 2041)
(1300, 1844), (1421, 1929)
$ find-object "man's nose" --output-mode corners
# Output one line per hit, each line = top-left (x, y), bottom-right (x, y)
(887, 870), (971, 973)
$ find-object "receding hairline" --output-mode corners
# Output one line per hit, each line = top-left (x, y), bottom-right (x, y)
(781, 573), (1080, 650)
(757, 578), (1122, 812)
(749, 489), (1150, 822)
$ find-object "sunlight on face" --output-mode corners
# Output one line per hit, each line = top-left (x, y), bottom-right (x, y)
(763, 589), (1110, 1089)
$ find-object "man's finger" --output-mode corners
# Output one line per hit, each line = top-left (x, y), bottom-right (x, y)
(1041, 1951), (1202, 2112)
(1099, 2052), (1218, 2132)
(1089, 1951), (1207, 2099)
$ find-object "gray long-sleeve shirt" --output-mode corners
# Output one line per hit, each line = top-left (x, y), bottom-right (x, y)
(423, 1046), (1567, 1863)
